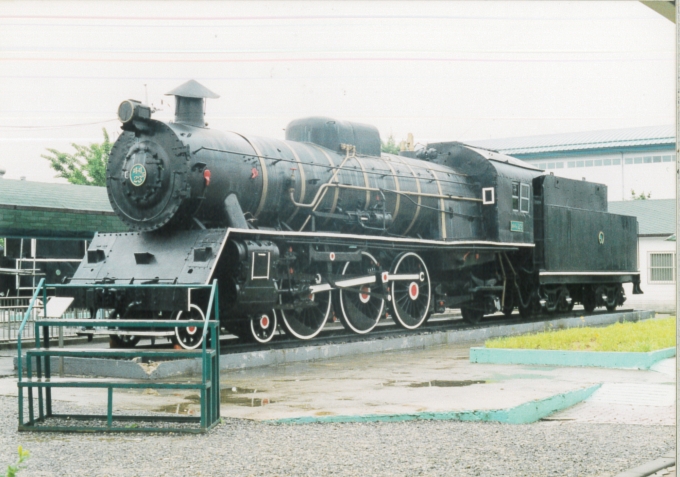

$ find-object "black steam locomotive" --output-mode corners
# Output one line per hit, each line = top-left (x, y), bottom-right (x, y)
(67, 80), (642, 349)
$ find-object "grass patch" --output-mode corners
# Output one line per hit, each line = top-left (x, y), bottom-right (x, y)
(485, 317), (676, 352)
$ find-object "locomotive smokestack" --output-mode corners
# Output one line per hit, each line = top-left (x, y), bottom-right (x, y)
(165, 79), (220, 127)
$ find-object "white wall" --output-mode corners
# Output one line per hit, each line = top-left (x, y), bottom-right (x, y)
(623, 236), (675, 312)
(531, 151), (675, 202)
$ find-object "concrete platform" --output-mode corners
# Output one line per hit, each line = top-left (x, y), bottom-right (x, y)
(1, 340), (673, 427)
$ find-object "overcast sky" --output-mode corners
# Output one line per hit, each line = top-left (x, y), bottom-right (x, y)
(0, 1), (674, 183)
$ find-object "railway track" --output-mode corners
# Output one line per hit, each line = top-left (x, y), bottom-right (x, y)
(216, 307), (635, 356)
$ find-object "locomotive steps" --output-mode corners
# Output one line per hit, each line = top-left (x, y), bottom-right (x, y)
(15, 309), (655, 380)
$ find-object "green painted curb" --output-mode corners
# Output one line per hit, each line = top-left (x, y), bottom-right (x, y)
(268, 384), (601, 425)
(470, 347), (676, 369)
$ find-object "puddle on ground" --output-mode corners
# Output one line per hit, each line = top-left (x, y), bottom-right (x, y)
(220, 387), (274, 407)
(384, 380), (485, 388)
(155, 402), (197, 415)
(154, 387), (275, 413)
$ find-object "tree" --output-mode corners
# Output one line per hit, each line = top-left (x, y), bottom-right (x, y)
(42, 129), (112, 186)
(630, 189), (651, 200)
(381, 134), (401, 155)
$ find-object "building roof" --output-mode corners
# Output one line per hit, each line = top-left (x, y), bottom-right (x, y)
(608, 199), (675, 236)
(466, 125), (674, 156)
(0, 179), (114, 214)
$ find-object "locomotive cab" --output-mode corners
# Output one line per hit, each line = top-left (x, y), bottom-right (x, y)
(428, 142), (543, 244)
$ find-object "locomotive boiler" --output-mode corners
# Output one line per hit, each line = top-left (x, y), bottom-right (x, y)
(67, 80), (642, 349)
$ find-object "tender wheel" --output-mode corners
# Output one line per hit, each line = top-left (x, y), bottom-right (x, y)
(250, 310), (278, 344)
(108, 306), (142, 348)
(582, 286), (596, 313)
(461, 306), (484, 325)
(339, 252), (385, 334)
(389, 252), (431, 330)
(174, 304), (206, 350)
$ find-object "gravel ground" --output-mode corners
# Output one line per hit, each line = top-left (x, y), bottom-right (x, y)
(0, 396), (674, 477)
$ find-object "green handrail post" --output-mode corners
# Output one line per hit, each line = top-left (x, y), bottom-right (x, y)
(107, 387), (113, 427)
(212, 279), (220, 423)
(26, 355), (33, 425)
(17, 278), (45, 430)
(41, 283), (52, 417)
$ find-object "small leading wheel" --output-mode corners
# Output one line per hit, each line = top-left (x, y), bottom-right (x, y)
(280, 275), (332, 340)
(250, 310), (278, 344)
(108, 306), (142, 348)
(174, 304), (206, 350)
(339, 252), (385, 334)
(389, 252), (431, 330)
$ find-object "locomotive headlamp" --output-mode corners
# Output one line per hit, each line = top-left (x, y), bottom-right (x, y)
(117, 100), (151, 124)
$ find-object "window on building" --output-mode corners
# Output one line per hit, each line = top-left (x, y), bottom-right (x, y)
(512, 182), (519, 211)
(604, 159), (612, 166)
(663, 155), (672, 162)
(538, 163), (546, 169)
(576, 160), (584, 167)
(594, 159), (602, 167)
(649, 252), (675, 283)
(520, 183), (530, 213)
(644, 156), (652, 163)
(613, 158), (621, 165)
(625, 158), (633, 165)
(547, 163), (555, 169)
(556, 162), (564, 168)
(585, 160), (593, 167)
(653, 156), (662, 163)
(567, 161), (575, 168)
(634, 157), (643, 164)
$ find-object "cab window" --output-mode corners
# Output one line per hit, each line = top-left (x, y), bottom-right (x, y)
(520, 183), (530, 213)
(512, 182), (531, 213)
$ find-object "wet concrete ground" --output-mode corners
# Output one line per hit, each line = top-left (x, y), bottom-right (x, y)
(0, 341), (674, 426)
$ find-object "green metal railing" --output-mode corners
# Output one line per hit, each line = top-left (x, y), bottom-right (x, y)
(17, 280), (221, 433)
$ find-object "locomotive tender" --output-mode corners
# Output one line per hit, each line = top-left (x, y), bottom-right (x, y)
(66, 80), (642, 349)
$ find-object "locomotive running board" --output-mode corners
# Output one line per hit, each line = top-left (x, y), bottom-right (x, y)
(224, 227), (533, 251)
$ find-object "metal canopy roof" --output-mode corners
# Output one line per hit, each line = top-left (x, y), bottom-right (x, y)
(467, 125), (675, 156)
(608, 199), (675, 236)
(0, 179), (114, 214)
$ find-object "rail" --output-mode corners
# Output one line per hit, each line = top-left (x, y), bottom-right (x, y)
(17, 280), (221, 433)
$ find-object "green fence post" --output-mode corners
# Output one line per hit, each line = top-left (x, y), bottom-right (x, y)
(43, 324), (52, 417)
(107, 387), (113, 428)
(27, 356), (33, 425)
(34, 322), (44, 421)
(213, 280), (220, 424)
